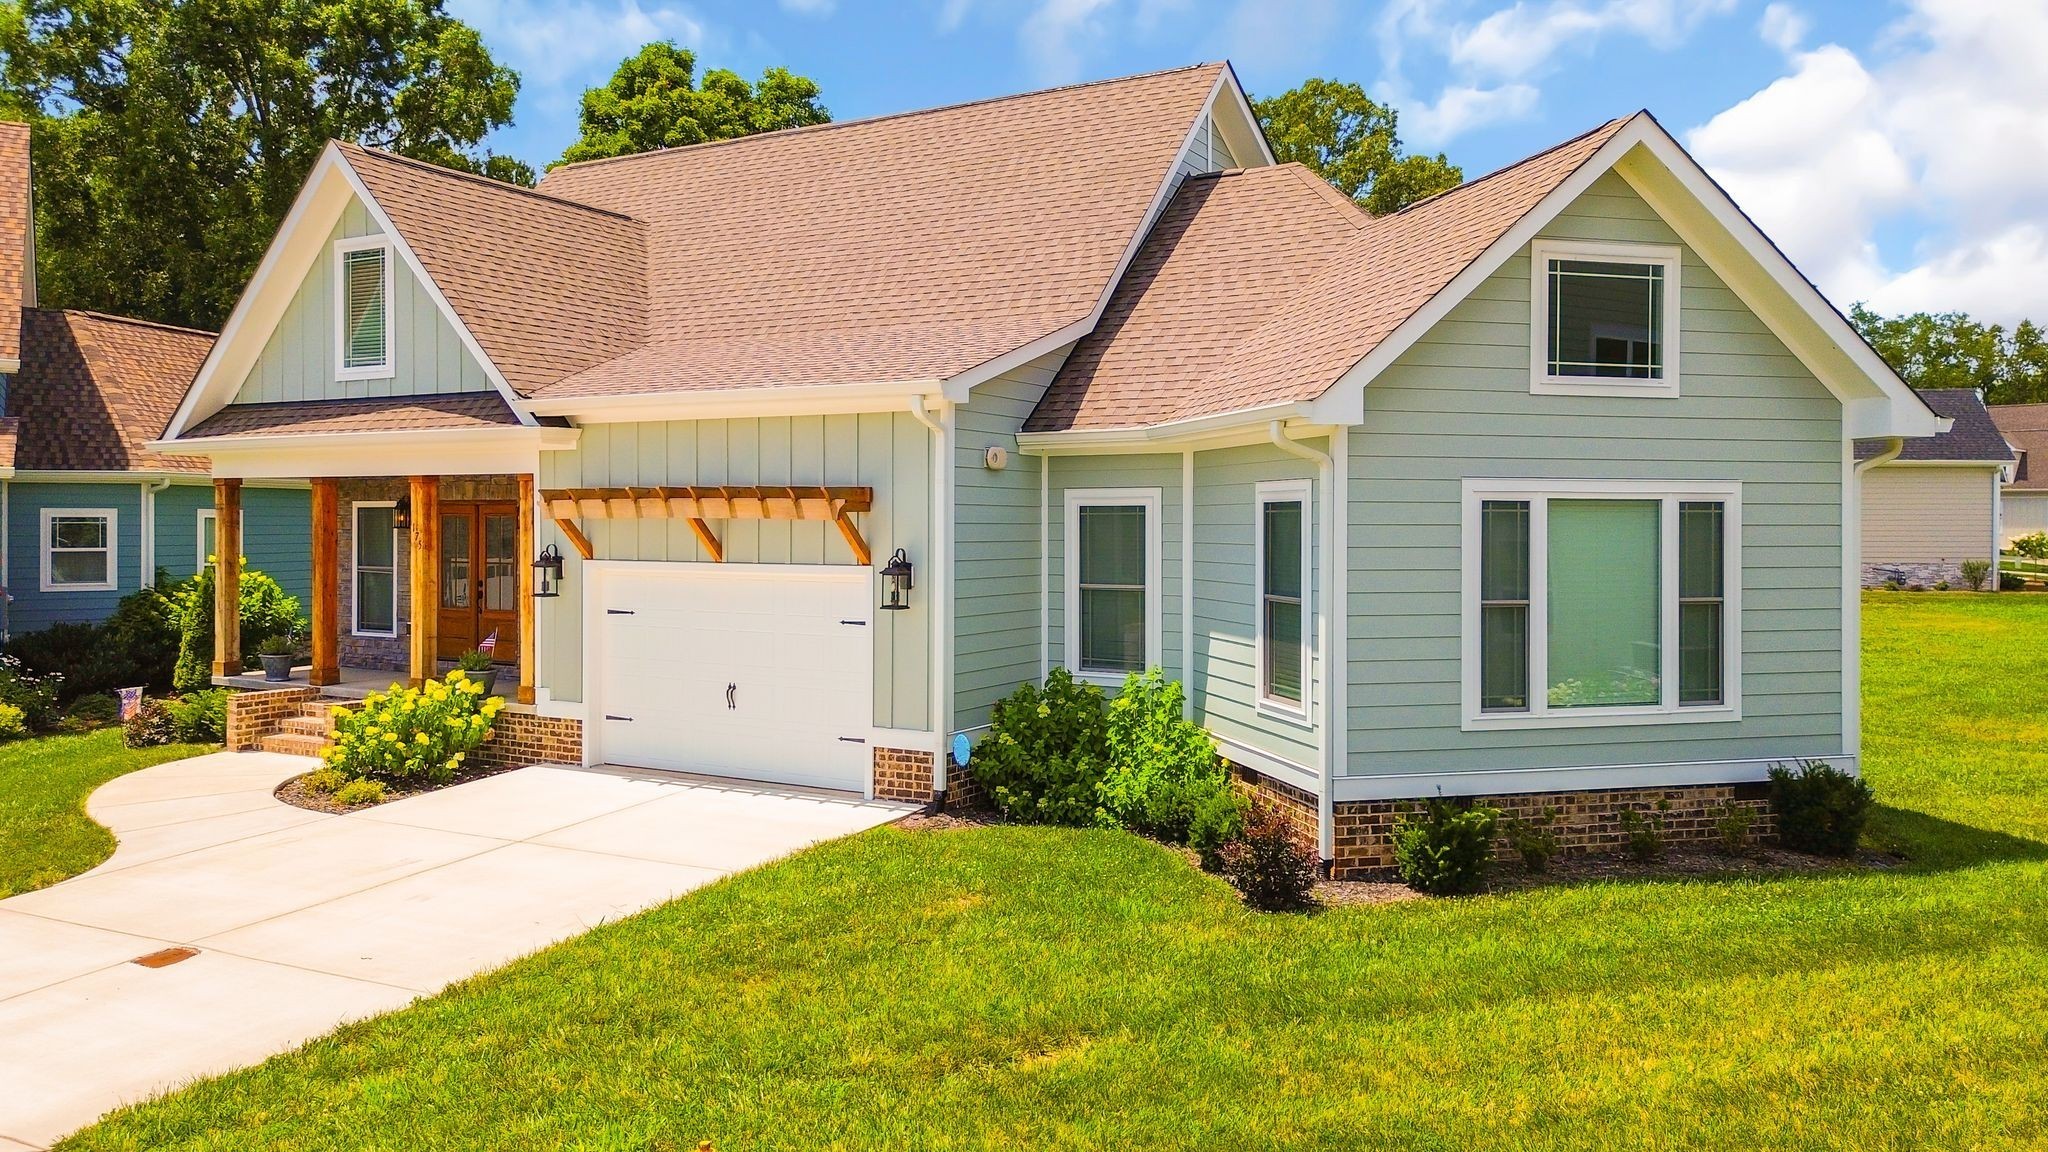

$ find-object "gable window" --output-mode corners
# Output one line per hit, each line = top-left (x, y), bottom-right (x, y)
(1065, 488), (1161, 682)
(1256, 480), (1311, 718)
(1462, 479), (1739, 729)
(42, 509), (117, 592)
(1531, 239), (1680, 397)
(353, 502), (399, 636)
(335, 236), (394, 380)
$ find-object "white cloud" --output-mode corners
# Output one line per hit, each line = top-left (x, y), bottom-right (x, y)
(449, 0), (706, 91)
(1688, 0), (2048, 324)
(1404, 83), (1540, 143)
(1214, 0), (1340, 74)
(1757, 3), (1807, 53)
(1448, 0), (1736, 81)
(1019, 0), (1117, 83)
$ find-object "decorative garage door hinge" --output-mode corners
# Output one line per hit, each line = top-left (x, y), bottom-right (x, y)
(839, 619), (867, 626)
(838, 736), (867, 744)
(606, 609), (635, 615)
(604, 714), (633, 722)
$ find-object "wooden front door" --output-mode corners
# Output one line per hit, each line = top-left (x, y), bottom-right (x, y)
(437, 502), (521, 665)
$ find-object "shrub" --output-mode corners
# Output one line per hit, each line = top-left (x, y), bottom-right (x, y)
(301, 766), (350, 795)
(2013, 531), (2048, 560)
(1392, 799), (1499, 895)
(1219, 799), (1317, 911)
(1504, 808), (1560, 873)
(5, 622), (129, 703)
(1714, 801), (1756, 855)
(968, 668), (1108, 825)
(1769, 760), (1873, 856)
(0, 655), (64, 731)
(0, 702), (26, 741)
(1933, 580), (1951, 592)
(325, 672), (503, 787)
(1099, 668), (1228, 842)
(164, 689), (230, 743)
(171, 564), (302, 692)
(66, 693), (122, 728)
(1618, 803), (1667, 862)
(1187, 776), (1248, 872)
(102, 579), (184, 692)
(2001, 571), (2027, 591)
(332, 778), (389, 807)
(1960, 558), (1992, 591)
(123, 698), (177, 747)
(255, 632), (296, 658)
(455, 648), (494, 673)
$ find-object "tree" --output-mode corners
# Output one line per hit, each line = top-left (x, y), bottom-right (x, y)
(0, 0), (526, 331)
(556, 43), (828, 168)
(1253, 78), (1461, 215)
(1849, 304), (2048, 404)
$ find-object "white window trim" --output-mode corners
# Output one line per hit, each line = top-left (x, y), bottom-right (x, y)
(195, 508), (246, 575)
(1254, 479), (1313, 724)
(1529, 238), (1682, 398)
(40, 508), (118, 593)
(352, 501), (400, 637)
(1459, 478), (1742, 730)
(1063, 487), (1163, 686)
(333, 235), (396, 382)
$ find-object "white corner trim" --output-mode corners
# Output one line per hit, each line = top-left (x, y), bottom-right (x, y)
(1528, 238), (1681, 398)
(1252, 477), (1313, 724)
(39, 507), (118, 593)
(1061, 486), (1163, 685)
(331, 234), (395, 382)
(1180, 449), (1195, 718)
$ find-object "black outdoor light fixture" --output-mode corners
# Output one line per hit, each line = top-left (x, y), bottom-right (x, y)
(879, 548), (913, 611)
(390, 495), (411, 531)
(532, 543), (564, 598)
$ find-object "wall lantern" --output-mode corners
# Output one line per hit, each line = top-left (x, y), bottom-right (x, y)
(532, 544), (564, 598)
(879, 548), (914, 611)
(391, 495), (411, 531)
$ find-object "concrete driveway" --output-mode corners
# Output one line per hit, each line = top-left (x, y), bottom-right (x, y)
(0, 750), (911, 1149)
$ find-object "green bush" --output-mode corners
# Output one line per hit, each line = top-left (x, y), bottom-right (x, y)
(65, 693), (122, 728)
(301, 766), (350, 795)
(1960, 558), (1992, 591)
(1504, 809), (1560, 873)
(123, 698), (177, 747)
(164, 689), (230, 743)
(2013, 531), (2048, 560)
(2001, 571), (2027, 591)
(1769, 760), (1874, 856)
(171, 564), (302, 692)
(0, 702), (26, 741)
(1218, 798), (1317, 911)
(1714, 801), (1756, 855)
(332, 778), (388, 807)
(968, 668), (1109, 825)
(1393, 799), (1499, 895)
(325, 672), (503, 787)
(1187, 776), (1248, 872)
(1618, 803), (1667, 862)
(0, 654), (64, 731)
(1099, 668), (1228, 842)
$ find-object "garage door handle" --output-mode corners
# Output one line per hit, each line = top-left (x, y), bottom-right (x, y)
(725, 683), (736, 710)
(606, 609), (635, 615)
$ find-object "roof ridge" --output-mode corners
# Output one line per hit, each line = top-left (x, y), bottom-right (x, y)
(1276, 163), (1374, 231)
(33, 307), (216, 339)
(541, 61), (1225, 178)
(340, 143), (641, 224)
(1378, 112), (1636, 220)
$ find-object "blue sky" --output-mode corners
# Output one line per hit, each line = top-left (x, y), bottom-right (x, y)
(448, 0), (2048, 324)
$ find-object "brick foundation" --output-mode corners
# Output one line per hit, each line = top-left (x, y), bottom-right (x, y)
(872, 745), (983, 808)
(1227, 762), (1319, 851)
(225, 686), (319, 750)
(466, 710), (584, 773)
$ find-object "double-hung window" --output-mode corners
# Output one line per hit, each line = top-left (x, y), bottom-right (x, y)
(353, 502), (399, 636)
(1065, 489), (1161, 682)
(1531, 239), (1680, 397)
(1256, 480), (1310, 718)
(1463, 480), (1739, 728)
(41, 509), (117, 592)
(334, 236), (394, 380)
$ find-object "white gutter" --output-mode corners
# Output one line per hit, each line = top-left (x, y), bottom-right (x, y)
(908, 395), (953, 803)
(1267, 421), (1338, 867)
(1844, 436), (1904, 763)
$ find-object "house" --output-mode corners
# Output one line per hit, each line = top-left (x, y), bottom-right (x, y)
(1990, 403), (2048, 545)
(1856, 388), (2012, 587)
(0, 122), (310, 641)
(150, 64), (1942, 875)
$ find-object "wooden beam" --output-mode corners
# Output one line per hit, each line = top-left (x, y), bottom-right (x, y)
(552, 516), (594, 561)
(834, 511), (873, 567)
(687, 517), (724, 562)
(408, 476), (440, 687)
(210, 479), (242, 679)
(309, 479), (340, 686)
(517, 473), (536, 705)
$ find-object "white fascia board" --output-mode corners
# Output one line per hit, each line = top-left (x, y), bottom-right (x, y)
(1017, 403), (1316, 455)
(521, 379), (945, 423)
(154, 425), (575, 480)
(1876, 458), (2013, 469)
(0, 357), (19, 374)
(941, 329), (1082, 402)
(1210, 62), (1276, 167)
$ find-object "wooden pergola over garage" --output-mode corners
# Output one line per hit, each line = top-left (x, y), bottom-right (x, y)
(539, 485), (876, 566)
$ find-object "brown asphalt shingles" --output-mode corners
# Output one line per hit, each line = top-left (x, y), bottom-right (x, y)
(184, 393), (524, 439)
(11, 309), (215, 472)
(0, 121), (30, 366)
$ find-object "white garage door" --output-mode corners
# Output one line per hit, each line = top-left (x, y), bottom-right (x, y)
(595, 566), (872, 794)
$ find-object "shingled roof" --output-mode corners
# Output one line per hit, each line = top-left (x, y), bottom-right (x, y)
(0, 121), (31, 367)
(185, 393), (526, 439)
(1853, 388), (2012, 465)
(1990, 402), (2048, 490)
(11, 309), (213, 472)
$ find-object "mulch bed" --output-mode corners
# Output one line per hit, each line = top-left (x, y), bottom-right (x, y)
(274, 762), (523, 814)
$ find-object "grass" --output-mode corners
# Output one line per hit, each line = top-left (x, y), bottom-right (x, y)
(59, 595), (2048, 1150)
(0, 728), (215, 898)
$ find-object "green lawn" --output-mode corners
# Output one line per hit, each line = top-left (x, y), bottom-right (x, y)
(61, 595), (2048, 1150)
(0, 728), (215, 898)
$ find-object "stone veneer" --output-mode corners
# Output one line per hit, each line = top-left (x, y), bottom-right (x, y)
(872, 745), (984, 809)
(1860, 560), (1984, 589)
(466, 710), (584, 773)
(225, 685), (319, 750)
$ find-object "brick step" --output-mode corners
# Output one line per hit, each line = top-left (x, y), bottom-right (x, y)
(278, 715), (331, 738)
(261, 732), (330, 758)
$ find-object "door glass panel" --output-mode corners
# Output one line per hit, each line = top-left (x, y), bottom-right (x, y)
(483, 514), (518, 612)
(441, 513), (471, 610)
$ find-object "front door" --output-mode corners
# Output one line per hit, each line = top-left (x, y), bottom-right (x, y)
(437, 503), (521, 665)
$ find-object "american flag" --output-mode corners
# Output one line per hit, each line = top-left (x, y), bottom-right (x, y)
(477, 630), (498, 656)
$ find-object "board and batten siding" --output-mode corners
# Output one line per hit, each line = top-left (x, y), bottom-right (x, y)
(233, 198), (493, 405)
(953, 350), (1064, 730)
(1173, 113), (1239, 184)
(1859, 465), (1998, 566)
(534, 414), (931, 732)
(1345, 169), (1845, 779)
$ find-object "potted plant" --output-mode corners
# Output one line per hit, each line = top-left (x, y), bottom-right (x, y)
(255, 633), (296, 682)
(454, 648), (499, 697)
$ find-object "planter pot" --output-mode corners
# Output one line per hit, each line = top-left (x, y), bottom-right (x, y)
(463, 668), (500, 697)
(258, 653), (294, 682)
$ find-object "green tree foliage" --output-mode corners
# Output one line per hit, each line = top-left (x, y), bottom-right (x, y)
(0, 0), (525, 330)
(1849, 304), (2048, 404)
(556, 42), (828, 167)
(1252, 78), (1462, 215)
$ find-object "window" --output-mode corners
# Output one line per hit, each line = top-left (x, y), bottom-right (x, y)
(353, 502), (399, 636)
(1256, 480), (1310, 717)
(1462, 480), (1739, 729)
(335, 237), (393, 379)
(1065, 489), (1161, 682)
(195, 508), (246, 575)
(1530, 239), (1680, 397)
(41, 509), (117, 592)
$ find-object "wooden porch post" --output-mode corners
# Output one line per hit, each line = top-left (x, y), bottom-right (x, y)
(517, 473), (536, 704)
(210, 479), (242, 679)
(309, 479), (340, 686)
(408, 476), (440, 687)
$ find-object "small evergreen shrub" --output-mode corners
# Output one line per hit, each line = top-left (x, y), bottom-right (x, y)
(969, 668), (1108, 825)
(1099, 668), (1228, 842)
(172, 564), (302, 691)
(301, 766), (350, 795)
(0, 655), (64, 731)
(1187, 776), (1248, 872)
(1960, 558), (1992, 591)
(65, 693), (122, 728)
(1768, 760), (1873, 856)
(325, 672), (502, 787)
(0, 702), (26, 741)
(1714, 802), (1756, 855)
(1219, 798), (1317, 911)
(2001, 571), (2027, 591)
(123, 698), (178, 747)
(1618, 803), (1668, 862)
(165, 689), (231, 743)
(1392, 799), (1499, 895)
(332, 778), (389, 807)
(1504, 808), (1560, 873)
(455, 648), (494, 673)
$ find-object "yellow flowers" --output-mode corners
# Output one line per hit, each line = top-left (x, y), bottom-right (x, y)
(324, 672), (502, 791)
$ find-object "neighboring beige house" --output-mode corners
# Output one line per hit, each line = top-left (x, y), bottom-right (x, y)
(1859, 388), (2012, 586)
(1991, 403), (2048, 545)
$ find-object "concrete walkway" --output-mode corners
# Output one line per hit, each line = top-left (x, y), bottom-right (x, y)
(0, 751), (911, 1149)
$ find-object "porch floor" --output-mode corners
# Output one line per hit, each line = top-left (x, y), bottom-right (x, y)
(214, 664), (501, 700)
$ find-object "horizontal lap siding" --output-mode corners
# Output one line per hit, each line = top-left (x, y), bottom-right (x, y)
(1346, 170), (1845, 777)
(1047, 453), (1183, 687)
(152, 484), (311, 604)
(4, 482), (144, 634)
(1860, 466), (1997, 565)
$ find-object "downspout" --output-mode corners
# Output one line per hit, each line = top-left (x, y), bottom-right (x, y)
(1181, 449), (1195, 721)
(1845, 437), (1903, 765)
(908, 395), (952, 810)
(141, 477), (172, 588)
(1269, 421), (1338, 872)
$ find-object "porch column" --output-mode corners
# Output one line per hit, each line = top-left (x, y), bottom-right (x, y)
(408, 476), (440, 687)
(309, 479), (340, 686)
(517, 473), (537, 705)
(210, 478), (242, 679)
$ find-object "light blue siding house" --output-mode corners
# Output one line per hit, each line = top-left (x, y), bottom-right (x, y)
(151, 65), (1941, 874)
